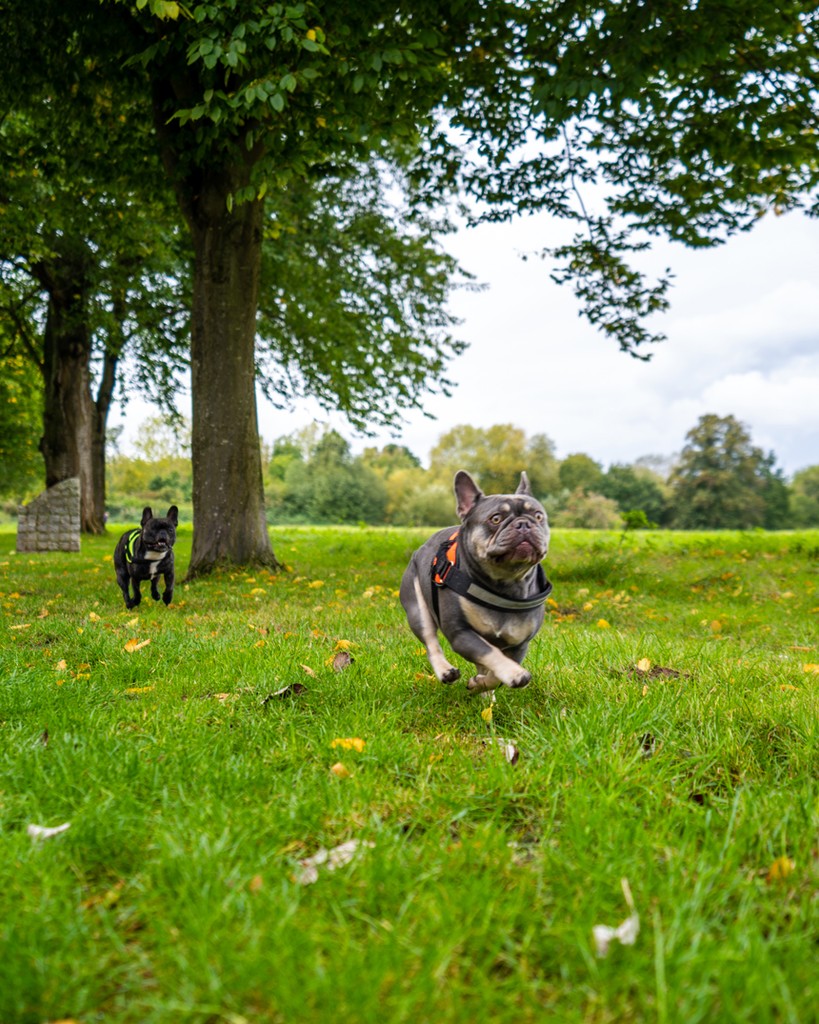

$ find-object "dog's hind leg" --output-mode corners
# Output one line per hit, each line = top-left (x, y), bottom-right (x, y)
(400, 573), (460, 683)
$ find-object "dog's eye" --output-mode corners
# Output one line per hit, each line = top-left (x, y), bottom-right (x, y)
(489, 513), (503, 525)
(535, 512), (544, 521)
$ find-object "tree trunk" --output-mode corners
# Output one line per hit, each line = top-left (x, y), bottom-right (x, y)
(184, 169), (279, 577)
(37, 262), (106, 534)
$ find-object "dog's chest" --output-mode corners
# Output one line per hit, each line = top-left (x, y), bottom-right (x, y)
(462, 600), (538, 648)
(143, 550), (168, 577)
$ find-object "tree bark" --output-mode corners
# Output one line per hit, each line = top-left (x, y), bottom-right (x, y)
(36, 259), (106, 534)
(183, 168), (280, 577)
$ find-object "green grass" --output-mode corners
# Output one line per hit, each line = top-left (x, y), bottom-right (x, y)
(1, 524), (818, 1023)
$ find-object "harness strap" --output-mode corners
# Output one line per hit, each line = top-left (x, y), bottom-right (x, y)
(124, 528), (142, 565)
(430, 528), (553, 621)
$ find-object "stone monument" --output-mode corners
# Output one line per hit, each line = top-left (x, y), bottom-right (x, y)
(16, 478), (81, 552)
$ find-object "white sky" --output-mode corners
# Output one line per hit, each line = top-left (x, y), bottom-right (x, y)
(112, 206), (819, 478)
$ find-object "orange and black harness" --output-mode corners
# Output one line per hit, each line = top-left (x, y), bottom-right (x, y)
(430, 529), (552, 622)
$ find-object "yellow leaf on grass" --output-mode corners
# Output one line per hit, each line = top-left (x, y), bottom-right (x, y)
(249, 587), (266, 595)
(330, 761), (351, 778)
(55, 659), (68, 671)
(124, 685), (155, 694)
(124, 638), (151, 653)
(766, 856), (795, 882)
(88, 611), (101, 622)
(331, 737), (365, 752)
(334, 639), (354, 651)
(308, 580), (324, 589)
(636, 658), (651, 673)
(803, 664), (819, 674)
(597, 619), (611, 629)
(480, 706), (493, 723)
(300, 664), (317, 677)
(249, 874), (264, 893)
(780, 684), (799, 691)
(710, 620), (722, 633)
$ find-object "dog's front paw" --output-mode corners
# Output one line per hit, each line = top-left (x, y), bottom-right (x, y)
(151, 587), (161, 601)
(126, 595), (141, 609)
(440, 665), (461, 684)
(506, 669), (531, 689)
(162, 591), (173, 606)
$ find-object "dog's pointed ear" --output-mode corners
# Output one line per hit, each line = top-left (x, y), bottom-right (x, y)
(454, 471), (483, 520)
(167, 506), (179, 526)
(141, 507), (153, 526)
(516, 472), (533, 496)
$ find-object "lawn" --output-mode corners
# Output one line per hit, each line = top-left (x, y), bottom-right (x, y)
(1, 524), (818, 1023)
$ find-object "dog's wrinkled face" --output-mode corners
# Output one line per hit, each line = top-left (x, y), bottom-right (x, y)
(140, 506), (178, 553)
(456, 472), (549, 582)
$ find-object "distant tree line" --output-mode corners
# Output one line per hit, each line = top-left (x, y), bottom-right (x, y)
(85, 414), (819, 531)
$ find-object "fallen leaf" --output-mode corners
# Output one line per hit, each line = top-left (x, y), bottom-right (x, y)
(331, 650), (354, 672)
(249, 874), (264, 893)
(88, 611), (101, 622)
(28, 822), (71, 841)
(636, 657), (652, 673)
(597, 619), (611, 629)
(124, 638), (151, 653)
(55, 659), (68, 671)
(593, 878), (639, 957)
(10, 623), (31, 630)
(480, 705), (493, 723)
(124, 685), (155, 694)
(330, 761), (351, 778)
(780, 684), (799, 692)
(803, 664), (819, 674)
(330, 737), (365, 752)
(766, 856), (795, 883)
(495, 738), (519, 764)
(37, 608), (49, 619)
(262, 683), (307, 703)
(294, 839), (374, 885)
(300, 664), (317, 678)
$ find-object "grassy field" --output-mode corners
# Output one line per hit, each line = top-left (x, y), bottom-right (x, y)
(1, 523), (818, 1024)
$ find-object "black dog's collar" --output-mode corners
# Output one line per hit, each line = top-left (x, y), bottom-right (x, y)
(430, 529), (552, 618)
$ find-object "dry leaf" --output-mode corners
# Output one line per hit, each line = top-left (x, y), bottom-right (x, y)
(262, 683), (307, 703)
(28, 822), (71, 841)
(124, 685), (155, 695)
(331, 650), (354, 672)
(294, 839), (374, 885)
(55, 659), (67, 671)
(495, 738), (519, 764)
(330, 737), (365, 752)
(88, 611), (101, 622)
(300, 664), (317, 678)
(480, 705), (493, 723)
(803, 664), (819, 674)
(330, 761), (351, 778)
(592, 878), (639, 957)
(9, 623), (30, 630)
(597, 619), (611, 629)
(636, 657), (651, 673)
(766, 856), (795, 883)
(249, 874), (264, 893)
(124, 638), (151, 653)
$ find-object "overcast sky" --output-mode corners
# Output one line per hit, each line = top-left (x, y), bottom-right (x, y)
(112, 206), (818, 478)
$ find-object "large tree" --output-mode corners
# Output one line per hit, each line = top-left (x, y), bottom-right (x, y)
(670, 413), (787, 529)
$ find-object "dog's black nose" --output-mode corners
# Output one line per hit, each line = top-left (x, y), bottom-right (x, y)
(514, 518), (531, 532)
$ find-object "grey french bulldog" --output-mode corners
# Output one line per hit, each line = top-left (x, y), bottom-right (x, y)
(114, 505), (178, 609)
(400, 471), (551, 694)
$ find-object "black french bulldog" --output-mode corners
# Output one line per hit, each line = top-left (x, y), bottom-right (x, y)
(399, 471), (551, 694)
(114, 506), (178, 610)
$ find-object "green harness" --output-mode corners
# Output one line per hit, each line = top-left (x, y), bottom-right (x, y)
(124, 528), (142, 565)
